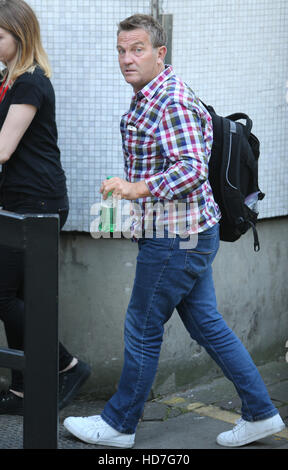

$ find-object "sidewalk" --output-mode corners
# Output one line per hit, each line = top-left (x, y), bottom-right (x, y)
(0, 358), (287, 450)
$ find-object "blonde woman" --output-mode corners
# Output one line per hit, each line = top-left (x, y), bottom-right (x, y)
(0, 0), (90, 414)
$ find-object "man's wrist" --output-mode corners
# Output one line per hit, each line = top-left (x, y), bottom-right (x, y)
(132, 180), (151, 199)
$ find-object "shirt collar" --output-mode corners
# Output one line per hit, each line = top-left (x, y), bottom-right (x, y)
(134, 65), (174, 102)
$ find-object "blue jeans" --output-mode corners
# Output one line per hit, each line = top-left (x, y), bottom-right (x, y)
(102, 224), (277, 434)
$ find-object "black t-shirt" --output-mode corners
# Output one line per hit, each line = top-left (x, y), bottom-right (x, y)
(0, 66), (67, 198)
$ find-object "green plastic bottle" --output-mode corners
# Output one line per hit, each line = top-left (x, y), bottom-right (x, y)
(99, 177), (115, 233)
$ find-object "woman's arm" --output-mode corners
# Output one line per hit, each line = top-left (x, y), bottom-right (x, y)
(0, 104), (37, 164)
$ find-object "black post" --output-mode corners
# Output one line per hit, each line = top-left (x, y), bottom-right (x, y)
(23, 214), (59, 449)
(0, 211), (59, 449)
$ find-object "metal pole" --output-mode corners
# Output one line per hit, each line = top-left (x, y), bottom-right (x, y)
(151, 0), (159, 19)
(23, 215), (59, 449)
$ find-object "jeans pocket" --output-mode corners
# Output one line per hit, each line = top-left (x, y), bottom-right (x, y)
(184, 230), (218, 276)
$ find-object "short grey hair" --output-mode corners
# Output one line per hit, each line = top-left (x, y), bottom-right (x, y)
(117, 14), (167, 48)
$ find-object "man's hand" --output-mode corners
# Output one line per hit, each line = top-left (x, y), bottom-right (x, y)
(100, 177), (151, 201)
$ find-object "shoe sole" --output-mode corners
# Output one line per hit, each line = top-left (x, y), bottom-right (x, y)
(59, 366), (91, 410)
(63, 420), (135, 448)
(217, 423), (286, 447)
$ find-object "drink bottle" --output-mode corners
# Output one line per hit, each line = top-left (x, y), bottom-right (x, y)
(244, 191), (260, 213)
(99, 177), (116, 232)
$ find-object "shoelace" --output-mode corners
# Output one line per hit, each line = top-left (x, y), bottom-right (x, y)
(76, 415), (103, 424)
(78, 416), (105, 440)
(86, 415), (106, 425)
(232, 418), (246, 434)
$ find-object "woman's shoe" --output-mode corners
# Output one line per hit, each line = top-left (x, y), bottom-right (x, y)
(0, 390), (23, 415)
(0, 359), (91, 415)
(59, 360), (91, 410)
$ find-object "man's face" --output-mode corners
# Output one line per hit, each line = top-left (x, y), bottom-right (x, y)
(117, 28), (166, 93)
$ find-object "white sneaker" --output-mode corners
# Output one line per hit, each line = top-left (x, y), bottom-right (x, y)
(63, 415), (135, 448)
(216, 413), (285, 447)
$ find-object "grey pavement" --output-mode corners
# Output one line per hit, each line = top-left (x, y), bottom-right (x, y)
(0, 358), (287, 450)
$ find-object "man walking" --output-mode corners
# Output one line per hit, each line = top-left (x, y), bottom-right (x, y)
(64, 14), (284, 448)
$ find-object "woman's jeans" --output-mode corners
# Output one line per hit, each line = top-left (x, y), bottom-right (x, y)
(102, 223), (277, 434)
(0, 191), (73, 392)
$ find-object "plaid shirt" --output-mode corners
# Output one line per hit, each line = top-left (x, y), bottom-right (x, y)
(121, 65), (221, 236)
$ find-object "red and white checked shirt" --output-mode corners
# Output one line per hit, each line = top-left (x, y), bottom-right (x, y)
(121, 65), (221, 236)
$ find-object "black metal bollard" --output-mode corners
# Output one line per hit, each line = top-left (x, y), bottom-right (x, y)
(0, 211), (59, 449)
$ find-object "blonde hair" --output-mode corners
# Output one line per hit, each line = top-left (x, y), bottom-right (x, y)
(0, 0), (51, 86)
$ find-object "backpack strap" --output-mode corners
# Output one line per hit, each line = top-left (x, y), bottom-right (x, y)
(247, 220), (260, 252)
(199, 100), (216, 114)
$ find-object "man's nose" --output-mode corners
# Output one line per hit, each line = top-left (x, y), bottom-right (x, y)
(122, 51), (133, 64)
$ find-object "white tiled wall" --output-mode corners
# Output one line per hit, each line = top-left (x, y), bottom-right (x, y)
(28, 0), (150, 231)
(161, 0), (288, 221)
(27, 0), (287, 230)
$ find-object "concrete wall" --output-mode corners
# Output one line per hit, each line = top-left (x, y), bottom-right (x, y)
(57, 216), (288, 399)
(0, 217), (287, 396)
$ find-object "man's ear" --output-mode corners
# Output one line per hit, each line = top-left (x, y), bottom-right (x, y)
(157, 45), (167, 63)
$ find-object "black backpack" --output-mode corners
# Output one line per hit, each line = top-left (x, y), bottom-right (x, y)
(202, 103), (265, 251)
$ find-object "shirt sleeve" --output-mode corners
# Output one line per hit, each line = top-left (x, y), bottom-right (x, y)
(10, 78), (43, 109)
(145, 103), (212, 200)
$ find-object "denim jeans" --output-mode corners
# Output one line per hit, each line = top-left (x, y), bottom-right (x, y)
(102, 223), (277, 434)
(0, 191), (73, 391)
